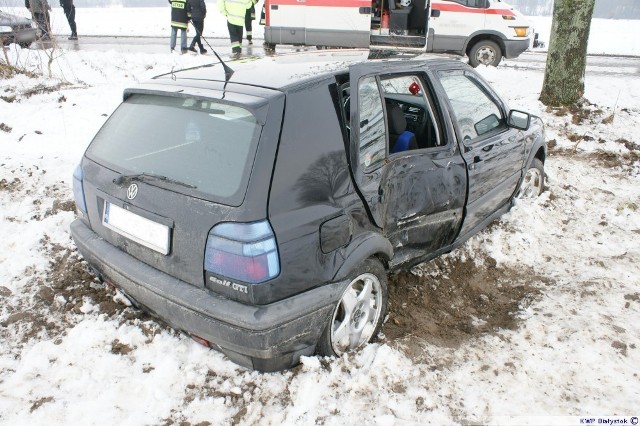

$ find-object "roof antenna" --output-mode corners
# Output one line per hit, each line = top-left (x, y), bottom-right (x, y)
(194, 25), (234, 80)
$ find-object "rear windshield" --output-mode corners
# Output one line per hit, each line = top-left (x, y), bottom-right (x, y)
(86, 94), (261, 205)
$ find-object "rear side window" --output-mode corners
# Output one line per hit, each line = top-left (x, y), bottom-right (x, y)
(86, 94), (260, 205)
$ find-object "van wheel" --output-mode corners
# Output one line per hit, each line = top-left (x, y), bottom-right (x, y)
(318, 258), (388, 357)
(517, 158), (545, 199)
(468, 40), (502, 67)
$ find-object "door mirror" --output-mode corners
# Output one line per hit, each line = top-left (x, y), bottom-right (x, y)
(474, 113), (501, 136)
(508, 110), (530, 130)
(431, 9), (441, 17)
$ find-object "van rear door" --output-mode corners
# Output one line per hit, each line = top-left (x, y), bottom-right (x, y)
(265, 0), (371, 48)
(305, 0), (371, 48)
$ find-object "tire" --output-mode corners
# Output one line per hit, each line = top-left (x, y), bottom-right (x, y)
(517, 158), (545, 199)
(317, 258), (388, 357)
(19, 42), (32, 49)
(468, 40), (502, 67)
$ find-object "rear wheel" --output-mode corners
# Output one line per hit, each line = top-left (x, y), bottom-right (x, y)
(318, 258), (388, 357)
(517, 158), (545, 199)
(468, 40), (502, 67)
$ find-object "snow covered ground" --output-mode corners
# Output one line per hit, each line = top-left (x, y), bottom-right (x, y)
(1, 7), (639, 426)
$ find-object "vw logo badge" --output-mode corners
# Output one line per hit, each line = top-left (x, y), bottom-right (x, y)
(126, 183), (138, 200)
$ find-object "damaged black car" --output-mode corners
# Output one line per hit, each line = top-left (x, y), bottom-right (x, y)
(71, 51), (546, 372)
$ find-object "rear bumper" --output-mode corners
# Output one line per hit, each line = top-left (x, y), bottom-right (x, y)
(70, 219), (345, 372)
(503, 38), (530, 59)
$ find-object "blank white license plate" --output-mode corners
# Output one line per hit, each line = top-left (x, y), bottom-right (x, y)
(102, 201), (170, 255)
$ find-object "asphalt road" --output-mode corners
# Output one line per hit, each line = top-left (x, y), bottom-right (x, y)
(36, 35), (640, 77)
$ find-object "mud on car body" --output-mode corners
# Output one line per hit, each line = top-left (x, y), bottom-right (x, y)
(71, 50), (546, 372)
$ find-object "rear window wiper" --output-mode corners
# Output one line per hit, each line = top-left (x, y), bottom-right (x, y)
(113, 173), (197, 189)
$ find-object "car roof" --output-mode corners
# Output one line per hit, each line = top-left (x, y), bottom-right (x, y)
(151, 49), (459, 92)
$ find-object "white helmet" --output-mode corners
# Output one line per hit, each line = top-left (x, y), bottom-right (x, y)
(400, 0), (412, 6)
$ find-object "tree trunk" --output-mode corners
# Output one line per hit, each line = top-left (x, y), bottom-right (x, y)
(539, 0), (596, 106)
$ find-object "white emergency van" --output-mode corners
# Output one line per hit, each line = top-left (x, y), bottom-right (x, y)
(263, 0), (532, 66)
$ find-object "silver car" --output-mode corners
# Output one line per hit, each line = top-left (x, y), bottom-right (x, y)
(0, 10), (37, 48)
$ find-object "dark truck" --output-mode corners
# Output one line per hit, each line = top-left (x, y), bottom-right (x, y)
(70, 51), (546, 372)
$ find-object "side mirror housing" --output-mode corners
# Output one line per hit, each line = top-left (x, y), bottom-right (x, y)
(508, 110), (531, 130)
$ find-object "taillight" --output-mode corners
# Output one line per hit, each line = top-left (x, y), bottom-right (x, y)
(72, 164), (87, 214)
(204, 220), (280, 284)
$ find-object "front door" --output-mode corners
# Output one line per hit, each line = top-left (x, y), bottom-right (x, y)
(348, 63), (466, 261)
(430, 0), (487, 53)
(437, 69), (525, 237)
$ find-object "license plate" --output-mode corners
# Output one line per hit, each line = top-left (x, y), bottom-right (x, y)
(102, 201), (170, 255)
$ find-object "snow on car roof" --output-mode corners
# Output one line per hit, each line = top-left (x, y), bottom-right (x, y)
(152, 49), (450, 91)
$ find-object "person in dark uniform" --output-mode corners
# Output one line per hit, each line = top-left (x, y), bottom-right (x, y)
(244, 0), (257, 45)
(187, 0), (207, 54)
(25, 0), (51, 40)
(60, 0), (77, 40)
(169, 0), (191, 54)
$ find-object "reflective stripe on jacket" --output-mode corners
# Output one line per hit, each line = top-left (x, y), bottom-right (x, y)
(218, 0), (252, 27)
(169, 0), (191, 29)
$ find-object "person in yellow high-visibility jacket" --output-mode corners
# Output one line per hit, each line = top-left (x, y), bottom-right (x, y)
(218, 0), (253, 57)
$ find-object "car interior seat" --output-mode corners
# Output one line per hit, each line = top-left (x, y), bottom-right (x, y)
(388, 0), (413, 35)
(386, 101), (417, 154)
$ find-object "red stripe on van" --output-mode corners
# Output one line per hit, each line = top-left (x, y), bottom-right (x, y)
(433, 3), (515, 16)
(270, 0), (371, 7)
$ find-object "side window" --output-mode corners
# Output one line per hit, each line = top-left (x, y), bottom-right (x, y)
(443, 0), (488, 8)
(358, 76), (386, 170)
(380, 74), (443, 150)
(438, 73), (506, 142)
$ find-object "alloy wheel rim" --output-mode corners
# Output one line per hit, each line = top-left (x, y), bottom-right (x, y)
(518, 167), (543, 198)
(330, 272), (383, 356)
